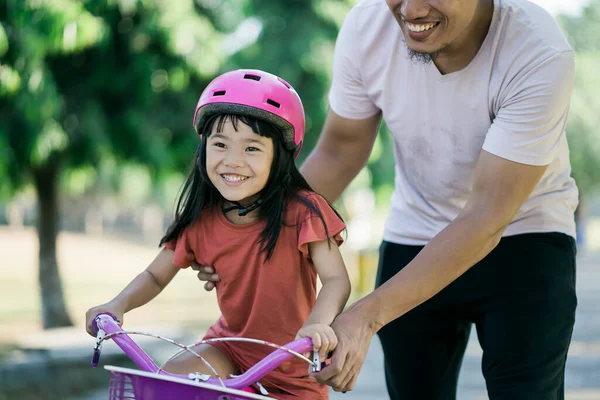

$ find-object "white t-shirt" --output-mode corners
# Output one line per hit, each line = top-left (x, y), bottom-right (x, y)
(328, 0), (578, 245)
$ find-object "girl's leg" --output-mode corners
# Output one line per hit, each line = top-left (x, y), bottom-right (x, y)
(161, 344), (239, 378)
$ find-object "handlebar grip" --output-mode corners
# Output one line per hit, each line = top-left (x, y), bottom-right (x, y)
(92, 312), (119, 334)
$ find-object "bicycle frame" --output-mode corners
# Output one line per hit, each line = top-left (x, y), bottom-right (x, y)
(91, 313), (319, 392)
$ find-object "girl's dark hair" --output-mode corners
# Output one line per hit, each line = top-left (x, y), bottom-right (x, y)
(159, 114), (344, 260)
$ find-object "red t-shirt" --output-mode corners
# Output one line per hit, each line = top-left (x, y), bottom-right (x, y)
(164, 191), (345, 399)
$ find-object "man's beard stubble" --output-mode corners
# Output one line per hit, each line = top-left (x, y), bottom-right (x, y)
(402, 37), (452, 65)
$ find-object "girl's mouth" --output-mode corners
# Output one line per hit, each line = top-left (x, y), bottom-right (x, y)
(221, 173), (249, 186)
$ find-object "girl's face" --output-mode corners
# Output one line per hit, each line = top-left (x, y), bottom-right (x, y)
(206, 117), (274, 205)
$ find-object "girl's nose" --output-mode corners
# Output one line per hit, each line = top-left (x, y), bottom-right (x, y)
(223, 151), (245, 167)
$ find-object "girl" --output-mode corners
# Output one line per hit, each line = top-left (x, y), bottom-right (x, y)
(85, 69), (351, 399)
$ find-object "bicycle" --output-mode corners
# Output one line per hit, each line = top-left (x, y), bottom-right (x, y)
(91, 313), (324, 399)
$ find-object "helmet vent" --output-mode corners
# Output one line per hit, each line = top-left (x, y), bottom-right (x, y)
(266, 99), (281, 108)
(243, 74), (261, 81)
(213, 90), (226, 96)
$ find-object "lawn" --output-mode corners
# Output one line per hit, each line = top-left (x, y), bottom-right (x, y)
(0, 227), (223, 344)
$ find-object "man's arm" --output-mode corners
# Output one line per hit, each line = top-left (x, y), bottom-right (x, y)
(312, 150), (548, 391)
(301, 109), (381, 203)
(368, 150), (548, 328)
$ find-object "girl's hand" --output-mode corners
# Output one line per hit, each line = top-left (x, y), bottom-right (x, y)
(85, 301), (125, 337)
(296, 323), (338, 362)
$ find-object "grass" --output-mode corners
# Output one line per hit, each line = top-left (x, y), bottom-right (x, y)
(0, 226), (223, 344)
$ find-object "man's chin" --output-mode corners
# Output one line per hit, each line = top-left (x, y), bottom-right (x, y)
(407, 49), (435, 65)
(404, 42), (450, 65)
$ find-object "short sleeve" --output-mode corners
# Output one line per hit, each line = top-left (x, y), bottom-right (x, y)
(482, 51), (575, 166)
(298, 194), (346, 257)
(162, 228), (195, 268)
(327, 7), (380, 120)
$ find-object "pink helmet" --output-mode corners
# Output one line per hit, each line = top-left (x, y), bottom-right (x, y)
(193, 69), (305, 158)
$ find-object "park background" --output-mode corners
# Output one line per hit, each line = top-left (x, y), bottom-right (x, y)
(1, 0), (599, 398)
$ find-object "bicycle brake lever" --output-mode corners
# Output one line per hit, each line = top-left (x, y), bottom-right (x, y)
(308, 350), (321, 374)
(91, 328), (105, 367)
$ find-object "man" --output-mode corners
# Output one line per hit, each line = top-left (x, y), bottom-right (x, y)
(196, 0), (578, 398)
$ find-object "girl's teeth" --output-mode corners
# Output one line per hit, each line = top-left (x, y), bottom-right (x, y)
(223, 174), (247, 182)
(406, 22), (437, 33)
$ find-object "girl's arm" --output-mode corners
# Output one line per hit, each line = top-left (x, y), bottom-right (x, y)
(296, 239), (351, 361)
(85, 247), (181, 335)
(114, 247), (181, 312)
(304, 239), (351, 326)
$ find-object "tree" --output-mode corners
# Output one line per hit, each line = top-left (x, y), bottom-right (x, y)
(0, 0), (223, 328)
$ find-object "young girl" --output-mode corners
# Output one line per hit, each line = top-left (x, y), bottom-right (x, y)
(85, 69), (351, 399)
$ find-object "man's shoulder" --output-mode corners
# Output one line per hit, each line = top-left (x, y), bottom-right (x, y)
(488, 0), (573, 96)
(345, 0), (394, 33)
(338, 0), (399, 65)
(498, 0), (572, 55)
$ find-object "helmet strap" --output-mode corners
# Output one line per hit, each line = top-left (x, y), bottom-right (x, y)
(222, 199), (264, 217)
(220, 170), (290, 218)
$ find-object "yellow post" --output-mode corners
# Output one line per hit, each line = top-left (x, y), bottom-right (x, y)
(357, 248), (379, 296)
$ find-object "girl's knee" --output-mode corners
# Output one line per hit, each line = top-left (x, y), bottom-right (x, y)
(162, 344), (238, 378)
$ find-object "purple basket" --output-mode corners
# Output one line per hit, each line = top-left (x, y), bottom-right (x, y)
(106, 366), (272, 400)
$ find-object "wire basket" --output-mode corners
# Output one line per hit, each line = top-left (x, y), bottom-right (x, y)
(105, 366), (272, 400)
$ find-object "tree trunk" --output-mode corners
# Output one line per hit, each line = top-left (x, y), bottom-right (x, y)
(32, 157), (73, 329)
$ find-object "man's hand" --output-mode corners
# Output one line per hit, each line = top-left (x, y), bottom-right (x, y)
(191, 262), (220, 291)
(310, 300), (379, 392)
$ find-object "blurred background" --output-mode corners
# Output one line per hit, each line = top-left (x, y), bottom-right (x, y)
(0, 0), (598, 399)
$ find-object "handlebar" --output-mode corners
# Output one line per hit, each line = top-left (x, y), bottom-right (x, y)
(92, 313), (317, 390)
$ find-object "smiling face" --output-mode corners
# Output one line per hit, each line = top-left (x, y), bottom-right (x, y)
(386, 0), (489, 63)
(205, 116), (274, 205)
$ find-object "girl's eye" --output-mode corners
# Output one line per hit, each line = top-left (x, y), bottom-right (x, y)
(213, 142), (226, 149)
(246, 147), (260, 152)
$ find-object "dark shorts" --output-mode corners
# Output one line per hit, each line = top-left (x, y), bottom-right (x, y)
(375, 232), (577, 400)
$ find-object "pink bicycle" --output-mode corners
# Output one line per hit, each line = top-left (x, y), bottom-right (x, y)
(91, 313), (323, 399)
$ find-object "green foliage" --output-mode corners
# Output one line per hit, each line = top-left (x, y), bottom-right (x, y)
(564, 53), (600, 193)
(559, 0), (600, 53)
(559, 0), (600, 194)
(0, 0), (224, 196)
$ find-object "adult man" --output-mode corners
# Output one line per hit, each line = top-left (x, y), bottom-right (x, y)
(197, 0), (578, 398)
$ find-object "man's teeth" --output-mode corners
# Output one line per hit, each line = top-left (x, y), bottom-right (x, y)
(406, 22), (437, 33)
